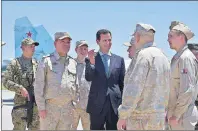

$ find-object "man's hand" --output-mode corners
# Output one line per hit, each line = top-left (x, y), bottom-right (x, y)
(168, 116), (178, 126)
(39, 110), (47, 119)
(117, 119), (126, 130)
(88, 49), (95, 65)
(20, 87), (29, 97)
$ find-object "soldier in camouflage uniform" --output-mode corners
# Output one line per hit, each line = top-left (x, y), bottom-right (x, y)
(72, 40), (91, 130)
(188, 43), (198, 130)
(167, 21), (198, 130)
(117, 23), (170, 130)
(3, 38), (40, 130)
(34, 32), (79, 130)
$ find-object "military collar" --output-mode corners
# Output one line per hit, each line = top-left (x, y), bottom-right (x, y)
(173, 45), (188, 60)
(142, 42), (156, 49)
(21, 55), (32, 61)
(21, 55), (37, 65)
(75, 58), (86, 65)
(53, 51), (69, 61)
(136, 42), (156, 51)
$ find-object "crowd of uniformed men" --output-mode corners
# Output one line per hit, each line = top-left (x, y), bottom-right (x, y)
(2, 21), (198, 130)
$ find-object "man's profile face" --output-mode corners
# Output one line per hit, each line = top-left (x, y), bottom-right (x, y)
(127, 44), (136, 59)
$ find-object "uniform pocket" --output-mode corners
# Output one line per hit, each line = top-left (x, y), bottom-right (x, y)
(145, 68), (157, 86)
(12, 108), (27, 123)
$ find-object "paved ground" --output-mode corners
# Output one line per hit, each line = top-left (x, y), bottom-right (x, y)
(1, 90), (83, 130)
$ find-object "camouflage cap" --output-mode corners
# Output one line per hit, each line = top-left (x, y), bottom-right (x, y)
(124, 36), (136, 47)
(170, 21), (194, 40)
(76, 40), (88, 48)
(135, 23), (156, 33)
(54, 32), (72, 41)
(1, 41), (6, 46)
(188, 43), (198, 51)
(21, 38), (39, 46)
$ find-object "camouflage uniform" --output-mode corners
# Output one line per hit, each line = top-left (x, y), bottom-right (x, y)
(188, 43), (198, 130)
(2, 38), (39, 130)
(34, 48), (79, 130)
(72, 59), (91, 130)
(167, 22), (198, 130)
(3, 56), (39, 130)
(118, 23), (171, 130)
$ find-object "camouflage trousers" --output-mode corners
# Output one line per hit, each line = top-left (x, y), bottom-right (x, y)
(40, 100), (75, 130)
(72, 108), (90, 130)
(11, 104), (39, 130)
(169, 106), (197, 130)
(126, 114), (165, 130)
(169, 117), (196, 130)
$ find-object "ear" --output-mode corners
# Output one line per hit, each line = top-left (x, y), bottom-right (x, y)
(96, 39), (99, 45)
(136, 33), (140, 43)
(75, 47), (77, 52)
(21, 45), (23, 50)
(54, 40), (59, 47)
(181, 34), (186, 42)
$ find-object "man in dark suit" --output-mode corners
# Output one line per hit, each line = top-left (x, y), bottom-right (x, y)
(85, 29), (126, 130)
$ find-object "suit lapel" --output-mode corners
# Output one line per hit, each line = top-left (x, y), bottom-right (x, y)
(96, 53), (106, 78)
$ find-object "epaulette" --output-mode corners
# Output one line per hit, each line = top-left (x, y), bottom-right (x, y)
(68, 55), (77, 62)
(40, 54), (52, 65)
(68, 55), (75, 59)
(42, 54), (51, 58)
(67, 55), (77, 74)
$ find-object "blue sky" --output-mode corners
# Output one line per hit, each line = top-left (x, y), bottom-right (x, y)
(2, 1), (198, 61)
